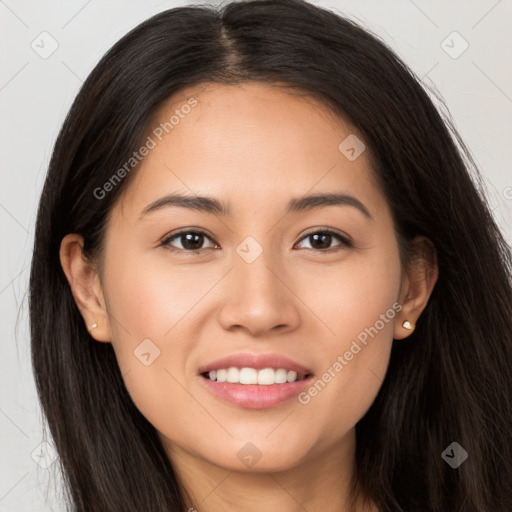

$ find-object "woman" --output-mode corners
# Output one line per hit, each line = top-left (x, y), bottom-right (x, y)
(29, 0), (512, 510)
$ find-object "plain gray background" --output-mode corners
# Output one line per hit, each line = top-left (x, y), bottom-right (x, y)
(1, 0), (511, 510)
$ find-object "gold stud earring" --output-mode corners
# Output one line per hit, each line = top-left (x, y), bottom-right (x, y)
(402, 320), (414, 330)
(88, 322), (98, 333)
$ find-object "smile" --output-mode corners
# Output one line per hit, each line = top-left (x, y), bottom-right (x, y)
(203, 367), (309, 385)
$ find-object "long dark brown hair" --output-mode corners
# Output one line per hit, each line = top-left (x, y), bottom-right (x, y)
(29, 0), (512, 510)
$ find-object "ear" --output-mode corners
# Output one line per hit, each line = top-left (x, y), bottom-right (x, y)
(394, 236), (438, 340)
(59, 233), (112, 342)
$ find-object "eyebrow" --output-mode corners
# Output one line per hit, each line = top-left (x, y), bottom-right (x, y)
(139, 192), (373, 220)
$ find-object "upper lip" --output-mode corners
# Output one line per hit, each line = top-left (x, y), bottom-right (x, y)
(198, 353), (314, 376)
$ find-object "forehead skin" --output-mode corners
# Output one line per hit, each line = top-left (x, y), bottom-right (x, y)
(111, 81), (391, 241)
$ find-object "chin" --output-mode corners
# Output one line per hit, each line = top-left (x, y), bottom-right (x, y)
(200, 433), (313, 473)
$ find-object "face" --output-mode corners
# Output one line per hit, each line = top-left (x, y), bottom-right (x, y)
(96, 82), (404, 473)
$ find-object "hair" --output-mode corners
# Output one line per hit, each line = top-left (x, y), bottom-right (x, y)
(29, 0), (512, 510)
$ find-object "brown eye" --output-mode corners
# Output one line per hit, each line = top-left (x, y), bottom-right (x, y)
(295, 230), (351, 251)
(161, 230), (216, 253)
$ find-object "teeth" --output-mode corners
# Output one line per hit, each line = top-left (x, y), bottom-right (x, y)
(207, 367), (303, 385)
(240, 367), (257, 384)
(275, 368), (288, 384)
(226, 367), (239, 383)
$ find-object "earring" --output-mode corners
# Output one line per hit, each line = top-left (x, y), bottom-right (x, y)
(88, 322), (98, 333)
(402, 320), (414, 330)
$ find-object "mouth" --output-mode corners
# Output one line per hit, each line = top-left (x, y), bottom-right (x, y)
(197, 353), (315, 409)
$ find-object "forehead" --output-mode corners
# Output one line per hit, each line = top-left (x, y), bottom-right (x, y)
(114, 82), (386, 220)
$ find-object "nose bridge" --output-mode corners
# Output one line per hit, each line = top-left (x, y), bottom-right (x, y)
(250, 259), (278, 290)
(217, 235), (299, 334)
(233, 236), (284, 303)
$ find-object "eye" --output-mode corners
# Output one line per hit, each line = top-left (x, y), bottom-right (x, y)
(295, 230), (352, 252)
(160, 229), (218, 253)
(160, 228), (352, 254)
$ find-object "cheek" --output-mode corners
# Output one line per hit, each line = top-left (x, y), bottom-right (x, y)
(295, 305), (396, 451)
(295, 239), (401, 436)
(102, 241), (209, 343)
(99, 244), (212, 435)
(296, 234), (401, 344)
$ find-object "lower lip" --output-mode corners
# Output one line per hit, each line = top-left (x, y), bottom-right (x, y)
(199, 374), (314, 409)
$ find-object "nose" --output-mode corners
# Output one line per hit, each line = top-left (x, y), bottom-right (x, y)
(217, 249), (301, 337)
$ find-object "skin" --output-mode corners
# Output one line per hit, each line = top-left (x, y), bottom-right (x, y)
(60, 82), (438, 512)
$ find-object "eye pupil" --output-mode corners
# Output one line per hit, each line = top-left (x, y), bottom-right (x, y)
(181, 232), (204, 250)
(310, 233), (332, 250)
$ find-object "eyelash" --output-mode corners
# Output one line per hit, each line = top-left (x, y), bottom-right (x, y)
(159, 228), (352, 255)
